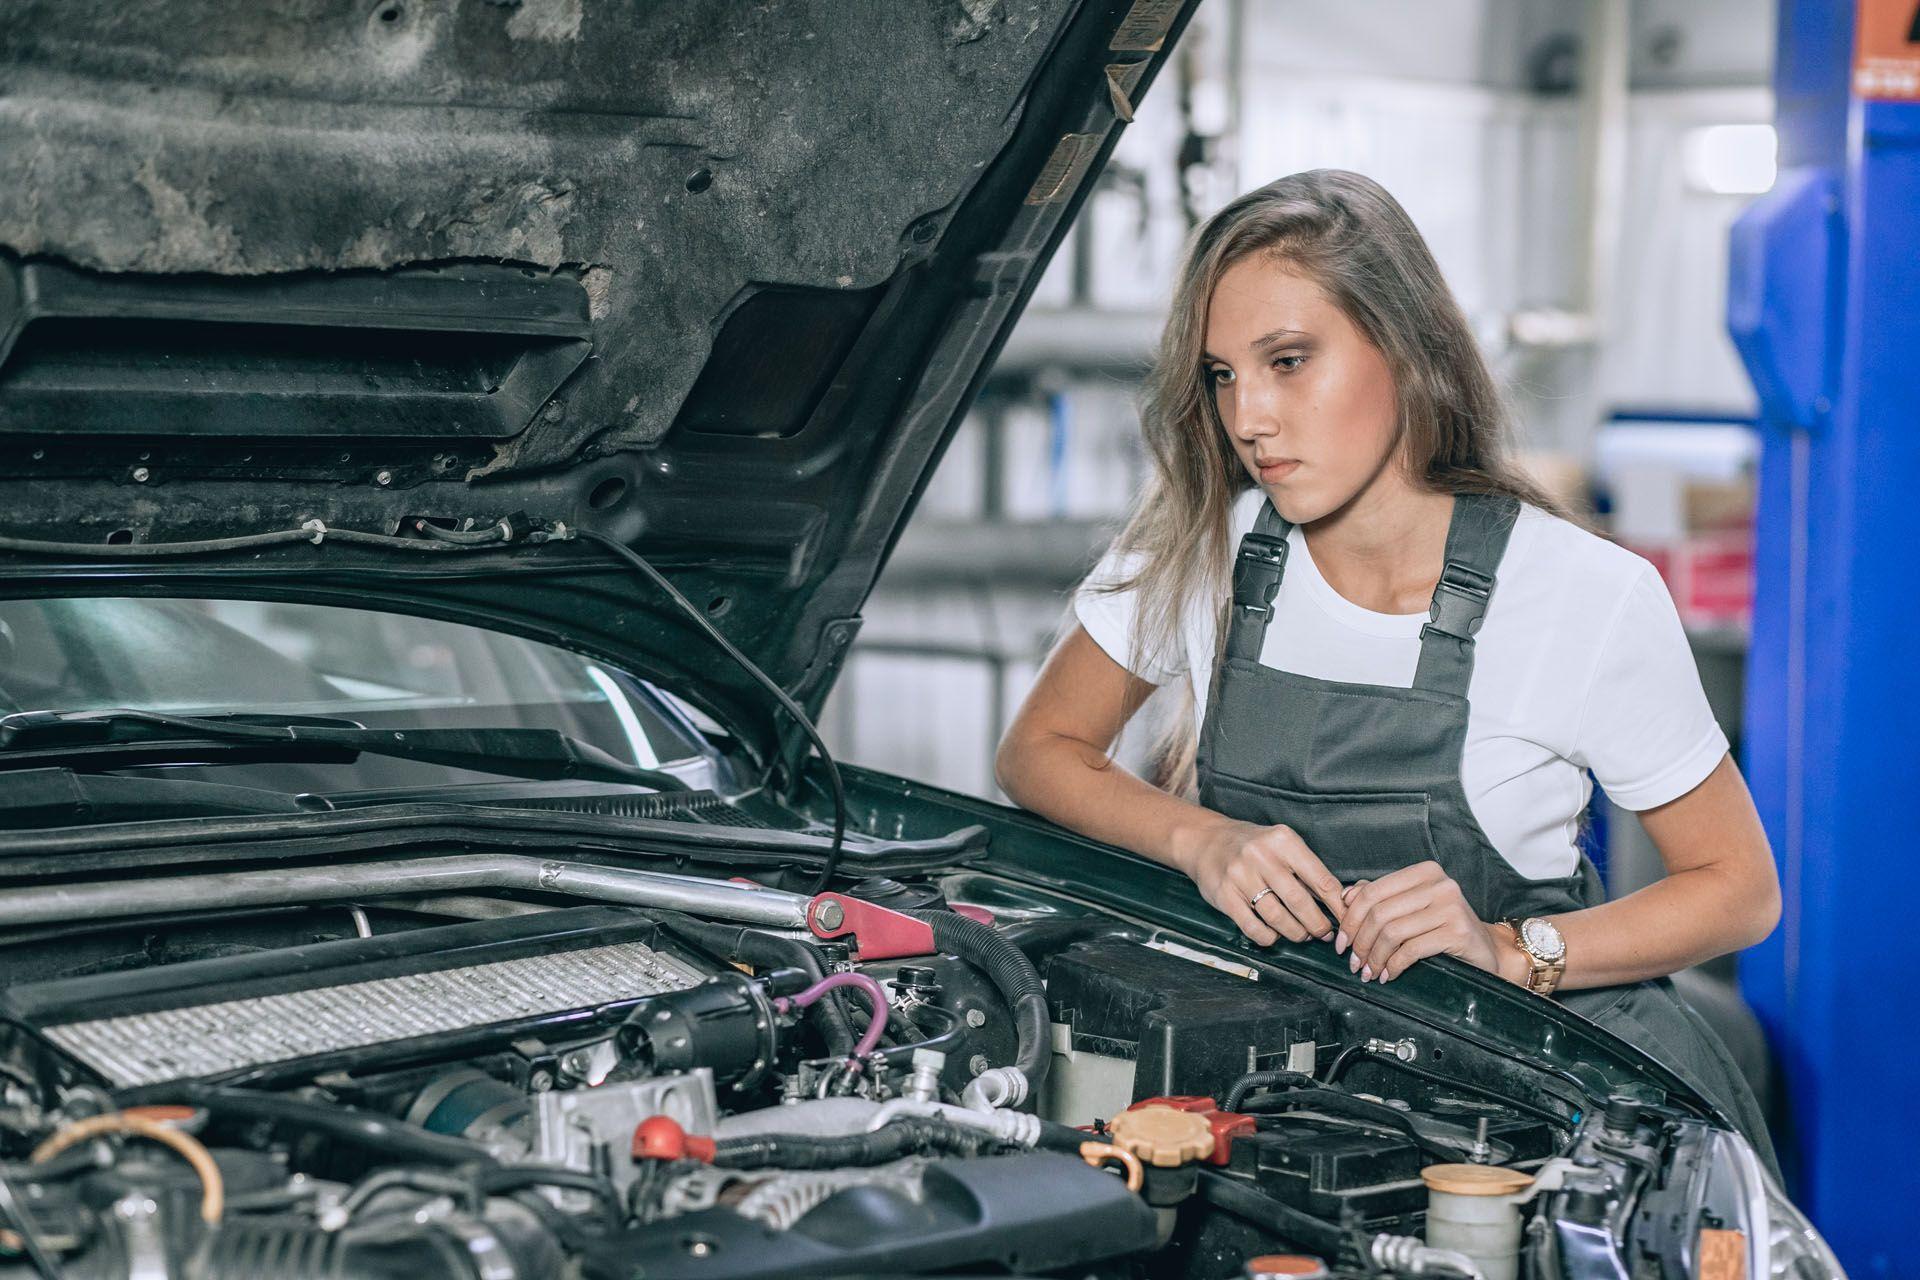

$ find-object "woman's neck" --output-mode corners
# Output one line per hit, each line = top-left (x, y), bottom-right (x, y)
(1300, 468), (1454, 615)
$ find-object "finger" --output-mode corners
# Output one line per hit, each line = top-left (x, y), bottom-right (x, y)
(1251, 875), (1313, 948)
(1349, 888), (1440, 971)
(1360, 905), (1461, 979)
(1235, 863), (1309, 943)
(1338, 864), (1441, 953)
(1219, 886), (1280, 947)
(1270, 831), (1348, 923)
(1375, 911), (1469, 981)
(1249, 848), (1332, 938)
(1249, 880), (1312, 943)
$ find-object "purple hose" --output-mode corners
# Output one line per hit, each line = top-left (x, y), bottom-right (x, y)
(776, 972), (890, 1058)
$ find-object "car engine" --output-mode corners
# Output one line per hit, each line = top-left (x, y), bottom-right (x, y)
(0, 863), (1774, 1280)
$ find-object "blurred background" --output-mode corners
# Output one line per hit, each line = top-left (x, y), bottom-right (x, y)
(823, 0), (1772, 922)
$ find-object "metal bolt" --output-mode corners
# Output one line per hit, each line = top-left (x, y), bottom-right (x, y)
(964, 1009), (986, 1029)
(528, 1070), (553, 1093)
(685, 1239), (715, 1259)
(375, 469), (393, 486)
(813, 899), (845, 931)
(968, 1054), (990, 1077)
(561, 1051), (592, 1078)
(130, 467), (150, 483)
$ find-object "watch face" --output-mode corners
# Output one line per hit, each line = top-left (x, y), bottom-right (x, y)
(1522, 918), (1566, 962)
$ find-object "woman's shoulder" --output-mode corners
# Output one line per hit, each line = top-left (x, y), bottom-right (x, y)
(1508, 502), (1657, 596)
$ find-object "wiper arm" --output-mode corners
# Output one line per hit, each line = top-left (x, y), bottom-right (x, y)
(0, 709), (689, 793)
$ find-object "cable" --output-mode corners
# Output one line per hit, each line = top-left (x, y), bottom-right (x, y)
(574, 529), (848, 894)
(112, 1086), (494, 1168)
(1197, 1168), (1363, 1266)
(1223, 1068), (1316, 1113)
(32, 1113), (224, 1224)
(0, 520), (512, 558)
(775, 972), (889, 1058)
(0, 1166), (64, 1280)
(1325, 1046), (1574, 1129)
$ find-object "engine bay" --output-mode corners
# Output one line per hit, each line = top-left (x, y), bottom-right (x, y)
(0, 861), (1753, 1280)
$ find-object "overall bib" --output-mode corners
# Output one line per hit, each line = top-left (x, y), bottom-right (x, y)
(1194, 492), (1775, 1168)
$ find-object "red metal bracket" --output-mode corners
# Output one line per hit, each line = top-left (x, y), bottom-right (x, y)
(805, 892), (938, 960)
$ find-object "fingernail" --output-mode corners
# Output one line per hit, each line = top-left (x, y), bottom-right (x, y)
(1349, 953), (1360, 972)
(1334, 931), (1348, 953)
(1361, 965), (1373, 982)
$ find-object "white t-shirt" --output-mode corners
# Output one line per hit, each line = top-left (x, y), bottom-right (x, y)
(1073, 490), (1728, 880)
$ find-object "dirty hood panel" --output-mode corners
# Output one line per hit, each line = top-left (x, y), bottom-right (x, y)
(0, 0), (1196, 773)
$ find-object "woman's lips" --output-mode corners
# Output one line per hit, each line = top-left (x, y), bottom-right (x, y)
(1257, 458), (1301, 481)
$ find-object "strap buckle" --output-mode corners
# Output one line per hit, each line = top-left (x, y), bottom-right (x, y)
(1422, 559), (1494, 642)
(1231, 533), (1289, 622)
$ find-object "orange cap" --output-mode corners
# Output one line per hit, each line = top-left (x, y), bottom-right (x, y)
(1106, 1105), (1215, 1168)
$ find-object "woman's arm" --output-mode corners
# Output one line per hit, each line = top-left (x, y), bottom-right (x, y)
(1341, 754), (1781, 988)
(996, 624), (1347, 946)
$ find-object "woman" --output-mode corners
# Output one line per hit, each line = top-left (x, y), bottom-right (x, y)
(995, 170), (1780, 1156)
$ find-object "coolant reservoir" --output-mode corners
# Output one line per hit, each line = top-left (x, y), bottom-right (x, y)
(1420, 1163), (1535, 1280)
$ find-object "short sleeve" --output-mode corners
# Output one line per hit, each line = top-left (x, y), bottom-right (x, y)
(1571, 564), (1730, 810)
(1071, 544), (1185, 685)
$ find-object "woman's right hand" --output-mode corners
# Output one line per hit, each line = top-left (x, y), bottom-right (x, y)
(1173, 815), (1348, 946)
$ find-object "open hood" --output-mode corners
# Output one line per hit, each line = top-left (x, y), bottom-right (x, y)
(0, 0), (1196, 776)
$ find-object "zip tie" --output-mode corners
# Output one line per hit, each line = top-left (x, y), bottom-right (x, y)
(302, 518), (328, 544)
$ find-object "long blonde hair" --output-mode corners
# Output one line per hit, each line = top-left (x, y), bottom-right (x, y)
(1106, 170), (1561, 794)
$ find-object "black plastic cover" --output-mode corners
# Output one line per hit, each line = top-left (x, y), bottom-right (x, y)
(582, 1152), (1159, 1280)
(1045, 939), (1334, 1103)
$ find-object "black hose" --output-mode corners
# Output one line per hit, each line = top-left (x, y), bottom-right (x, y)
(872, 1002), (965, 1068)
(1223, 1069), (1317, 1113)
(907, 910), (1051, 1087)
(477, 1167), (622, 1237)
(114, 1085), (495, 1168)
(710, 1116), (1001, 1170)
(1197, 1168), (1364, 1266)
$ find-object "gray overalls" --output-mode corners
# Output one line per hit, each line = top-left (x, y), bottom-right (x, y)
(1194, 491), (1776, 1167)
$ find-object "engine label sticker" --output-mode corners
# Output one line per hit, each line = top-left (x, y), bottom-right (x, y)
(1110, 0), (1182, 52)
(1854, 0), (1920, 100)
(1025, 133), (1103, 205)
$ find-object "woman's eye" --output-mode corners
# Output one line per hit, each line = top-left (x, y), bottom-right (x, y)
(1274, 354), (1306, 372)
(1206, 366), (1235, 387)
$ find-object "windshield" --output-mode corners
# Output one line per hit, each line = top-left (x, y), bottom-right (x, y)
(0, 597), (717, 795)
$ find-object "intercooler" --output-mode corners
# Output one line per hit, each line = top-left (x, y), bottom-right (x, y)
(2, 906), (710, 1088)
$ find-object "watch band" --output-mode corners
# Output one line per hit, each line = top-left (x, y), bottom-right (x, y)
(1502, 918), (1566, 997)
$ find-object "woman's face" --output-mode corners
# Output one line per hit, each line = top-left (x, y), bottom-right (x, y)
(1203, 253), (1403, 525)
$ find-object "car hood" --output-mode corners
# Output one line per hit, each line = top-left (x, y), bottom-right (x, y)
(0, 0), (1194, 774)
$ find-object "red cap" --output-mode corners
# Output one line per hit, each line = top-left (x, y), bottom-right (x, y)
(632, 1116), (715, 1163)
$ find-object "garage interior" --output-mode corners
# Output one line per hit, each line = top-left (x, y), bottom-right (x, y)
(824, 0), (1911, 1274)
(0, 0), (1910, 1277)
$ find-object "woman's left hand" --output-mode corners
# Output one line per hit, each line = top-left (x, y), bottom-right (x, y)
(1335, 861), (1507, 983)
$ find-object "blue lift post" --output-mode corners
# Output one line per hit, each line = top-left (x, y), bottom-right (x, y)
(1728, 2), (1920, 1275)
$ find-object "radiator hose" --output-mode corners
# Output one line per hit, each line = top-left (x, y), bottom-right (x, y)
(711, 1115), (1004, 1170)
(905, 910), (1051, 1087)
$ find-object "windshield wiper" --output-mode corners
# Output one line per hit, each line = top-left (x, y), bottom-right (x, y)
(0, 709), (689, 793)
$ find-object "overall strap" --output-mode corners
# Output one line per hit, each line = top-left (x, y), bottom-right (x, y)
(1412, 493), (1521, 695)
(1224, 500), (1294, 662)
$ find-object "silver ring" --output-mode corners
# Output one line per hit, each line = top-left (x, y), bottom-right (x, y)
(1248, 887), (1275, 909)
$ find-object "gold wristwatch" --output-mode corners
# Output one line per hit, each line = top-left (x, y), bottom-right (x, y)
(1502, 917), (1567, 996)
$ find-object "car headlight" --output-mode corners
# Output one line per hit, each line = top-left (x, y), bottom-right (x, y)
(1708, 1129), (1847, 1280)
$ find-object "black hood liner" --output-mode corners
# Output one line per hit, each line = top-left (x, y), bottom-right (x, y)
(0, 0), (1198, 780)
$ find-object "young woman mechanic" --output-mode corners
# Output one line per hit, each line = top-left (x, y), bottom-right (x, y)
(996, 170), (1781, 1155)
